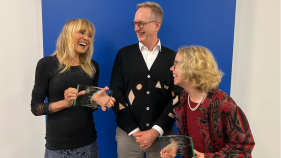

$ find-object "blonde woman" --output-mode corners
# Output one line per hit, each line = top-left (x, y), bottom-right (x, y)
(161, 46), (254, 158)
(31, 18), (115, 158)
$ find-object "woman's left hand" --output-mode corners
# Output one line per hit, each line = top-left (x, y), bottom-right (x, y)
(91, 86), (116, 111)
(160, 142), (177, 158)
(193, 149), (204, 158)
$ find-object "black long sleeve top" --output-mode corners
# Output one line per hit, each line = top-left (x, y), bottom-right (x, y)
(110, 43), (181, 134)
(31, 55), (99, 149)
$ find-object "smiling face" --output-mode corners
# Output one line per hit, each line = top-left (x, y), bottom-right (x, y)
(72, 29), (93, 55)
(170, 53), (188, 88)
(134, 7), (159, 46)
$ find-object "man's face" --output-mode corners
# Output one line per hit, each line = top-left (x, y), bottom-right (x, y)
(133, 7), (158, 46)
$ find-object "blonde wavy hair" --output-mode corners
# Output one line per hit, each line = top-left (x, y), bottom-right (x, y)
(178, 46), (224, 92)
(53, 18), (96, 78)
(137, 1), (163, 22)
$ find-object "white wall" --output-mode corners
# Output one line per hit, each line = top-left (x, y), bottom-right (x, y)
(231, 0), (280, 157)
(0, 0), (45, 157)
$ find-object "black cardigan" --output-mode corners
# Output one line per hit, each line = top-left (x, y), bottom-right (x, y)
(110, 43), (181, 134)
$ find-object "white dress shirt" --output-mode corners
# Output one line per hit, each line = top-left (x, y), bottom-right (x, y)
(139, 40), (161, 70)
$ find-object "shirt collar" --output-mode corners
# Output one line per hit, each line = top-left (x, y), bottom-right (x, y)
(139, 39), (162, 52)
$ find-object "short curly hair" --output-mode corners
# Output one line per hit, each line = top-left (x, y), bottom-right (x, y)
(137, 1), (163, 22)
(178, 46), (224, 92)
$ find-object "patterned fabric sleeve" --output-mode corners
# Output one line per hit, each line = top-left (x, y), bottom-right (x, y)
(154, 50), (180, 132)
(204, 97), (255, 158)
(155, 83), (182, 132)
(31, 58), (52, 116)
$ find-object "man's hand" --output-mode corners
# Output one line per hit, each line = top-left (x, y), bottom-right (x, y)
(132, 128), (159, 149)
(133, 131), (141, 140)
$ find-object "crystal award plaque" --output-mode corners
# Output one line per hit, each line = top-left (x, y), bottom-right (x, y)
(159, 135), (195, 157)
(73, 84), (113, 108)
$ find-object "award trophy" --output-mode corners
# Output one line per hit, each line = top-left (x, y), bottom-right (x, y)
(73, 84), (113, 108)
(159, 135), (195, 157)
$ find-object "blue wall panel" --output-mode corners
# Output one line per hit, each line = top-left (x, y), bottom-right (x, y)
(42, 1), (236, 157)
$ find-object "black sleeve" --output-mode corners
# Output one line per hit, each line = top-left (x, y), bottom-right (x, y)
(30, 58), (52, 116)
(154, 51), (182, 132)
(92, 60), (99, 87)
(91, 60), (100, 112)
(155, 84), (182, 132)
(110, 50), (139, 133)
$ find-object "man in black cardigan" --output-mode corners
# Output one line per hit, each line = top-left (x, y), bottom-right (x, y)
(110, 2), (180, 158)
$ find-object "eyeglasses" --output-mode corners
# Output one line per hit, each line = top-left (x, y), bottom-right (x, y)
(131, 20), (156, 28)
(173, 60), (181, 67)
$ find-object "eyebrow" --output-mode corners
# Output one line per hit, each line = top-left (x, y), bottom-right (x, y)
(79, 29), (93, 35)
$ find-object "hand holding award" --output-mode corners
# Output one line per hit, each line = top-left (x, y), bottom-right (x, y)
(91, 86), (115, 111)
(159, 135), (195, 158)
(73, 84), (115, 111)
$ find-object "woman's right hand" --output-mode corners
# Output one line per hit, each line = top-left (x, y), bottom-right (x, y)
(49, 87), (85, 113)
(64, 88), (85, 108)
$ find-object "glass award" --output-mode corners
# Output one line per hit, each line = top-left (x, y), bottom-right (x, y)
(159, 135), (195, 158)
(73, 84), (113, 108)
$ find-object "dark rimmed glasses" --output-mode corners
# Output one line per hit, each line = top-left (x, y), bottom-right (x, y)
(131, 20), (156, 28)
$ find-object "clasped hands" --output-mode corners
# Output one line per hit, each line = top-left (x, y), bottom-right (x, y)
(64, 86), (115, 111)
(132, 128), (159, 149)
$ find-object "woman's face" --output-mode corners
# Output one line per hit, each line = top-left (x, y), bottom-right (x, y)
(170, 53), (187, 88)
(72, 29), (93, 55)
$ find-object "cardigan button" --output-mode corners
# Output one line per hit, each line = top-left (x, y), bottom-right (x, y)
(146, 91), (150, 94)
(146, 123), (149, 126)
(146, 107), (149, 110)
(147, 75), (150, 78)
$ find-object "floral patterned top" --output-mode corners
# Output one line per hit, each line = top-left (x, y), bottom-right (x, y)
(175, 89), (255, 158)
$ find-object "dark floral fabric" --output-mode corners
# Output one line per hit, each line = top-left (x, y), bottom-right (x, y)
(175, 89), (255, 158)
(44, 141), (99, 158)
